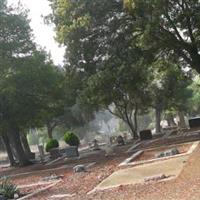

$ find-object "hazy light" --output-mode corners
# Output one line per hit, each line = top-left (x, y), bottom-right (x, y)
(8, 0), (65, 66)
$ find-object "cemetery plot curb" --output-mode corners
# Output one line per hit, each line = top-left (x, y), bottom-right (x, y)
(122, 141), (199, 167)
(50, 193), (75, 199)
(18, 180), (61, 200)
(126, 141), (141, 153)
(119, 150), (144, 166)
(18, 181), (60, 189)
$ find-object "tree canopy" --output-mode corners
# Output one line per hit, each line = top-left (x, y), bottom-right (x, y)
(124, 0), (200, 74)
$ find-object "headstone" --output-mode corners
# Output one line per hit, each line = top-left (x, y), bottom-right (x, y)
(189, 117), (200, 129)
(117, 135), (125, 146)
(49, 148), (61, 159)
(170, 147), (180, 155)
(105, 145), (115, 157)
(109, 137), (114, 144)
(140, 130), (152, 140)
(73, 164), (86, 173)
(28, 152), (36, 160)
(155, 148), (180, 158)
(65, 146), (79, 158)
(109, 136), (118, 144)
(38, 145), (44, 158)
(122, 132), (128, 141)
(92, 139), (100, 151)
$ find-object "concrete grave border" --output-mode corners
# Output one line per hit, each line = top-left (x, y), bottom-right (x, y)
(119, 150), (144, 166)
(126, 138), (164, 153)
(120, 141), (199, 167)
(3, 162), (96, 180)
(50, 193), (75, 199)
(126, 141), (141, 153)
(18, 180), (61, 200)
(18, 181), (60, 189)
(89, 155), (188, 194)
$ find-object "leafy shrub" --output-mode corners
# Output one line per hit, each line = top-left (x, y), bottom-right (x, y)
(0, 178), (19, 199)
(64, 132), (80, 147)
(45, 139), (59, 152)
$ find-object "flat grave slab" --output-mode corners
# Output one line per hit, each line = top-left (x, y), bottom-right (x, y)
(93, 155), (188, 191)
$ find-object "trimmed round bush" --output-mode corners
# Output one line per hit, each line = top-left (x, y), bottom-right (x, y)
(45, 139), (59, 152)
(64, 132), (80, 147)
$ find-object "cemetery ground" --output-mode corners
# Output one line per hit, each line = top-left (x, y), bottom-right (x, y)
(1, 130), (200, 199)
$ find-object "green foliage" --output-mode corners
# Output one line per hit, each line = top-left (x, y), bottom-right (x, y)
(0, 0), (91, 166)
(0, 1), (40, 166)
(124, 0), (200, 73)
(64, 131), (80, 147)
(0, 1), (69, 136)
(48, 0), (198, 139)
(45, 139), (59, 152)
(47, 0), (154, 138)
(0, 178), (19, 199)
(150, 59), (193, 112)
(124, 0), (135, 11)
(0, 50), (65, 129)
(188, 76), (200, 116)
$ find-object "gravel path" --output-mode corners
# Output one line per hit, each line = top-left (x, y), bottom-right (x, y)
(34, 144), (200, 200)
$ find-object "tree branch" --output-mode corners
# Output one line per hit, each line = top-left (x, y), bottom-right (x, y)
(164, 12), (185, 44)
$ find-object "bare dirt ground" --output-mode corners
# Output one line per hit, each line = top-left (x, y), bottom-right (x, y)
(71, 144), (200, 200)
(36, 141), (200, 200)
(0, 145), (132, 198)
(1, 137), (200, 200)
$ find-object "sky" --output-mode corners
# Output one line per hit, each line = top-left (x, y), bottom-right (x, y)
(8, 0), (65, 65)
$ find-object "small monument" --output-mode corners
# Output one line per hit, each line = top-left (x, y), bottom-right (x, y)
(155, 147), (180, 158)
(49, 148), (61, 159)
(117, 135), (125, 146)
(38, 145), (45, 163)
(109, 136), (115, 144)
(65, 146), (79, 158)
(189, 117), (200, 129)
(105, 145), (115, 157)
(139, 129), (153, 140)
(92, 139), (101, 151)
(73, 164), (86, 173)
(123, 132), (128, 141)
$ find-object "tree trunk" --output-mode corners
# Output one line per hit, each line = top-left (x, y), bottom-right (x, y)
(7, 126), (32, 166)
(20, 132), (34, 158)
(178, 111), (187, 128)
(124, 111), (138, 140)
(128, 122), (138, 140)
(107, 105), (138, 140)
(155, 107), (161, 133)
(166, 113), (176, 126)
(0, 137), (5, 151)
(1, 134), (16, 166)
(47, 123), (53, 139)
(133, 107), (138, 139)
